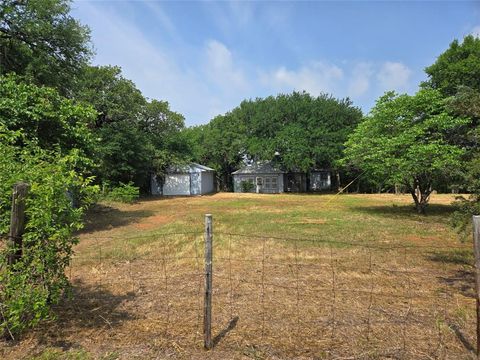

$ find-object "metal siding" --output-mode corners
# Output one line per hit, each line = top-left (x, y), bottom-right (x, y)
(163, 174), (191, 195)
(190, 173), (201, 195)
(150, 174), (162, 195)
(200, 171), (215, 194)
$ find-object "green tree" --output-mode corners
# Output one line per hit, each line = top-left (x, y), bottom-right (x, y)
(75, 65), (188, 189)
(343, 89), (470, 213)
(0, 126), (98, 337)
(74, 65), (146, 127)
(0, 0), (92, 94)
(96, 121), (155, 188)
(187, 92), (362, 190)
(0, 74), (97, 170)
(424, 35), (480, 97)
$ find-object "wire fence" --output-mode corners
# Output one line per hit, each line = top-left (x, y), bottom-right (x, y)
(64, 220), (477, 359)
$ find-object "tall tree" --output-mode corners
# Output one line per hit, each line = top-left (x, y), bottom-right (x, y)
(0, 0), (92, 94)
(424, 35), (480, 97)
(0, 74), (96, 166)
(74, 65), (146, 127)
(74, 65), (187, 188)
(343, 89), (470, 213)
(185, 92), (361, 190)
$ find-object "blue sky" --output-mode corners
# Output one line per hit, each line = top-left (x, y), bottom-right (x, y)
(72, 1), (480, 126)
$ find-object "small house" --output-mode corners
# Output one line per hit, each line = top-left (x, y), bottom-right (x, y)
(232, 161), (285, 194)
(151, 163), (215, 196)
(232, 161), (333, 193)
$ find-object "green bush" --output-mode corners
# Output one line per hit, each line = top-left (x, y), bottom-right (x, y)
(240, 180), (255, 193)
(451, 195), (480, 242)
(105, 182), (139, 203)
(0, 129), (98, 338)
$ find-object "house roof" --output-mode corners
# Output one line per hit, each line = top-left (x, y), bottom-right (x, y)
(167, 162), (214, 173)
(232, 161), (284, 175)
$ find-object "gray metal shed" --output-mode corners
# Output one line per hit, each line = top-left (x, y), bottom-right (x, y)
(151, 163), (215, 196)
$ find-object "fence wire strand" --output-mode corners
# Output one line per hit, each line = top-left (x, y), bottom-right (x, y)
(65, 230), (475, 359)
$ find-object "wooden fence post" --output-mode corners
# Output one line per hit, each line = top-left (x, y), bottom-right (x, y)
(7, 182), (29, 266)
(204, 214), (213, 350)
(474, 216), (480, 359)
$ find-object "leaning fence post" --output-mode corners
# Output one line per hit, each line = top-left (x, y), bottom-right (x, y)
(474, 215), (480, 359)
(204, 214), (213, 350)
(7, 182), (29, 266)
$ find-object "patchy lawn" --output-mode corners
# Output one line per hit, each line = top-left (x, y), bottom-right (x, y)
(1, 193), (476, 359)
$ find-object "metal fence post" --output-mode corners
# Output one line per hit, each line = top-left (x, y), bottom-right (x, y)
(204, 214), (213, 349)
(473, 215), (480, 359)
(8, 182), (29, 266)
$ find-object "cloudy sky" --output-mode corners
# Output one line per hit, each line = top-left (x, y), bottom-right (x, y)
(72, 1), (479, 126)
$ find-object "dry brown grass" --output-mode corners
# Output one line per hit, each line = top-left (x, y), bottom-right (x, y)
(0, 193), (476, 359)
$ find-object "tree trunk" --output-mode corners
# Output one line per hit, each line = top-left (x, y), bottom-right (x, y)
(407, 179), (431, 214)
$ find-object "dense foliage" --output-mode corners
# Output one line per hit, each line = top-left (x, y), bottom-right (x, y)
(0, 0), (189, 334)
(423, 35), (480, 229)
(424, 35), (480, 97)
(0, 127), (98, 338)
(104, 182), (140, 203)
(0, 0), (92, 94)
(343, 89), (470, 213)
(74, 65), (188, 189)
(185, 92), (362, 190)
(0, 74), (96, 167)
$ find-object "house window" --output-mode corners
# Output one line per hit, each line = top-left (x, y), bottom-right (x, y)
(264, 176), (278, 191)
(265, 177), (271, 188)
(271, 177), (277, 187)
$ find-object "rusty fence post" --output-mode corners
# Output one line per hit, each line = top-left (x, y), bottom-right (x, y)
(7, 182), (29, 266)
(204, 214), (213, 349)
(473, 215), (480, 359)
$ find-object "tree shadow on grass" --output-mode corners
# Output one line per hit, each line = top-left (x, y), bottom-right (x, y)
(437, 269), (476, 354)
(438, 269), (475, 299)
(351, 203), (454, 221)
(80, 204), (155, 234)
(36, 279), (136, 350)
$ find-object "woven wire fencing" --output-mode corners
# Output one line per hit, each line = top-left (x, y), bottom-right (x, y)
(66, 228), (476, 359)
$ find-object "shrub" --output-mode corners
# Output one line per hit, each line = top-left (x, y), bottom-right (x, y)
(451, 195), (480, 242)
(240, 180), (255, 193)
(0, 128), (98, 338)
(105, 182), (139, 203)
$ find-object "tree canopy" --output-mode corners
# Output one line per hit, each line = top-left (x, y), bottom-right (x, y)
(74, 65), (188, 188)
(343, 89), (470, 213)
(0, 74), (97, 168)
(0, 0), (92, 94)
(186, 92), (362, 190)
(424, 35), (480, 97)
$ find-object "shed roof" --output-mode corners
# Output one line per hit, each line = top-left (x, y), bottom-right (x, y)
(167, 162), (214, 173)
(232, 161), (283, 175)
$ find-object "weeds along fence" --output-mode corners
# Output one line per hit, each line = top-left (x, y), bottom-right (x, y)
(66, 215), (478, 359)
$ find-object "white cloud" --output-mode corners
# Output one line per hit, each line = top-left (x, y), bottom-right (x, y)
(377, 62), (412, 91)
(348, 62), (373, 97)
(72, 1), (416, 124)
(472, 25), (480, 38)
(204, 40), (248, 92)
(261, 62), (343, 95)
(73, 2), (218, 125)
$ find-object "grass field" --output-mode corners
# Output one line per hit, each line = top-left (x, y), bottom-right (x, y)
(0, 193), (476, 359)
